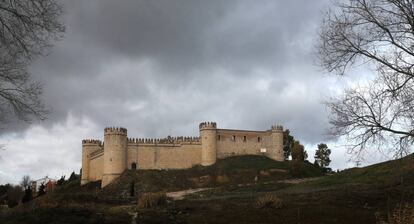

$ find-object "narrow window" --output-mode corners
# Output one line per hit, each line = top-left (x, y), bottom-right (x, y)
(232, 135), (236, 141)
(218, 135), (221, 141)
(243, 136), (247, 142)
(258, 137), (261, 142)
(131, 162), (137, 170)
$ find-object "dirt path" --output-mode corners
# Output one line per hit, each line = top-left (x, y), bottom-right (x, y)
(277, 177), (321, 184)
(166, 177), (322, 201)
(166, 188), (212, 200)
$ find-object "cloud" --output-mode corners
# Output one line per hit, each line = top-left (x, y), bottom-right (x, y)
(3, 0), (386, 184)
(0, 114), (100, 184)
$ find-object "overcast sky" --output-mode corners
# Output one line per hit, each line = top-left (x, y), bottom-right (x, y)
(0, 0), (388, 184)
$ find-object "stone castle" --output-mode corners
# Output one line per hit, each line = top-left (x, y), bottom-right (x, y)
(81, 122), (284, 187)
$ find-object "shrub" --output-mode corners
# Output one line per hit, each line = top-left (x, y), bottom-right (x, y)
(377, 203), (414, 224)
(216, 175), (230, 183)
(256, 193), (283, 209)
(137, 192), (167, 208)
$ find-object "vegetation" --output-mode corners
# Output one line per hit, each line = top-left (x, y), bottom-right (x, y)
(37, 184), (46, 197)
(21, 186), (33, 203)
(318, 0), (414, 158)
(57, 176), (65, 186)
(20, 176), (30, 190)
(3, 155), (414, 223)
(291, 141), (306, 161)
(376, 203), (414, 224)
(137, 192), (167, 208)
(314, 143), (331, 168)
(68, 172), (79, 182)
(255, 193), (283, 209)
(283, 129), (295, 160)
(6, 185), (23, 208)
(0, 0), (64, 124)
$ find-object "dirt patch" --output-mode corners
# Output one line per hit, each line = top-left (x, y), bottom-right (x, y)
(278, 177), (321, 184)
(167, 188), (212, 200)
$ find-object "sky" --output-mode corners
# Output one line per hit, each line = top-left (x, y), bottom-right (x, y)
(0, 0), (388, 184)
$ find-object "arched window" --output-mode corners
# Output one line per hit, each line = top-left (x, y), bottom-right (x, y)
(243, 136), (247, 142)
(131, 162), (137, 170)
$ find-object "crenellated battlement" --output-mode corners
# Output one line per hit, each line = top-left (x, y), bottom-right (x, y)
(199, 121), (217, 130)
(271, 125), (283, 131)
(127, 136), (200, 144)
(82, 139), (102, 145)
(82, 121), (285, 188)
(104, 127), (127, 135)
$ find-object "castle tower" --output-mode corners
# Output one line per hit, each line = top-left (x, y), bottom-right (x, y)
(266, 125), (284, 161)
(81, 140), (102, 185)
(199, 122), (217, 166)
(101, 127), (128, 188)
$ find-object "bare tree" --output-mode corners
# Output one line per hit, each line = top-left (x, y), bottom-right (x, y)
(318, 0), (414, 159)
(0, 0), (64, 124)
(20, 175), (31, 190)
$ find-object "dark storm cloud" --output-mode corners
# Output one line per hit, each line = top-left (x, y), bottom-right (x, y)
(0, 0), (348, 183)
(26, 0), (331, 142)
(24, 0), (332, 142)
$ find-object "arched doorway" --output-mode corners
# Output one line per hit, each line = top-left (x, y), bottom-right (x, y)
(131, 162), (137, 170)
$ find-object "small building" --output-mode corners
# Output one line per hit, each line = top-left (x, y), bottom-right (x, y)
(31, 176), (56, 196)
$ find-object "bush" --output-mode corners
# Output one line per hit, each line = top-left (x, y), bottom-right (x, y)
(137, 192), (167, 208)
(256, 193), (283, 209)
(377, 203), (414, 224)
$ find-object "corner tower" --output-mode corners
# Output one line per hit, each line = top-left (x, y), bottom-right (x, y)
(102, 127), (127, 188)
(81, 140), (102, 185)
(199, 122), (217, 166)
(266, 125), (284, 161)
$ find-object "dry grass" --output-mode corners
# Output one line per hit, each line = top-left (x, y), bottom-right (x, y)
(255, 193), (283, 209)
(377, 203), (414, 224)
(137, 192), (167, 208)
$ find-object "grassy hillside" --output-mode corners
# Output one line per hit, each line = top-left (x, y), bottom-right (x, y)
(10, 154), (414, 224)
(305, 154), (414, 188)
(101, 155), (323, 197)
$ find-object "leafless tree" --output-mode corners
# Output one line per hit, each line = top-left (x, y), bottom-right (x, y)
(0, 0), (64, 124)
(318, 0), (414, 159)
(20, 175), (30, 190)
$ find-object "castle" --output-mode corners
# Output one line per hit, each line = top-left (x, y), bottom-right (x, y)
(81, 122), (284, 187)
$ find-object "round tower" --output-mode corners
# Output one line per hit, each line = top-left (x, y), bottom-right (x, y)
(266, 125), (284, 161)
(199, 122), (217, 166)
(102, 127), (128, 188)
(81, 140), (102, 185)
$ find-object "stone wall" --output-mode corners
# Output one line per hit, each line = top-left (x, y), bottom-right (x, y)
(127, 143), (202, 169)
(89, 152), (103, 181)
(81, 122), (284, 187)
(216, 129), (269, 158)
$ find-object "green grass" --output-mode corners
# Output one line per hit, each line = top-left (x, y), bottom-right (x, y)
(301, 154), (414, 188)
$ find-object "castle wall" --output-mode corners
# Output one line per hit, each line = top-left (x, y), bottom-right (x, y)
(89, 153), (103, 181)
(126, 143), (201, 169)
(81, 122), (284, 188)
(216, 129), (269, 158)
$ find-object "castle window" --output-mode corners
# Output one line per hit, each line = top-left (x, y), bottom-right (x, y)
(218, 135), (221, 141)
(258, 137), (261, 142)
(243, 136), (247, 142)
(131, 162), (137, 170)
(232, 135), (236, 141)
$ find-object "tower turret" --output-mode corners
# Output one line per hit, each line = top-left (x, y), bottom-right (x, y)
(81, 139), (102, 185)
(101, 127), (128, 187)
(266, 125), (284, 161)
(199, 122), (217, 166)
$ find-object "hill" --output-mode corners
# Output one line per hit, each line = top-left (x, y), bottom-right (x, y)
(3, 154), (414, 224)
(101, 155), (323, 198)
